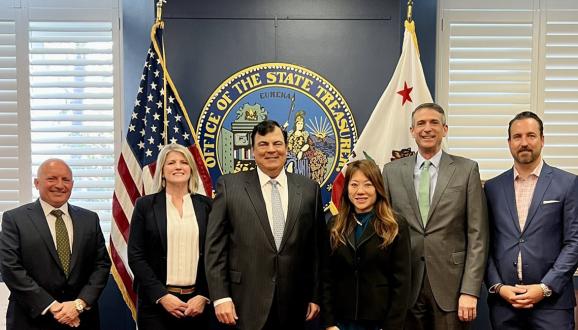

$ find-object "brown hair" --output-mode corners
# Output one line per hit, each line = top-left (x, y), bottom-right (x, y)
(330, 159), (399, 250)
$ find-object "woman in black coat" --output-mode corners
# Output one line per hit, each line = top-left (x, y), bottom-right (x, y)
(324, 159), (412, 330)
(128, 144), (212, 330)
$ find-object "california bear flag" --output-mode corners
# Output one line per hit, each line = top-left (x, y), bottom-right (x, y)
(330, 19), (433, 213)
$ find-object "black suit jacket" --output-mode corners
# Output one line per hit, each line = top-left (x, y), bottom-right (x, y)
(205, 170), (328, 330)
(127, 191), (212, 307)
(323, 216), (411, 330)
(0, 200), (111, 330)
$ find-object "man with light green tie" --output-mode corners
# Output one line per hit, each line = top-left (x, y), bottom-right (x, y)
(382, 103), (488, 330)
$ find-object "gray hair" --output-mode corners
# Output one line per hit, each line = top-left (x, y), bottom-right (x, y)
(152, 144), (199, 193)
(411, 102), (447, 127)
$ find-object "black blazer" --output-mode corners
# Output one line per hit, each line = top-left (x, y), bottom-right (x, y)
(323, 215), (412, 330)
(205, 170), (328, 330)
(0, 200), (111, 330)
(127, 191), (212, 305)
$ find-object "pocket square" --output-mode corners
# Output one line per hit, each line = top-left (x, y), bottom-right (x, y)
(543, 200), (560, 204)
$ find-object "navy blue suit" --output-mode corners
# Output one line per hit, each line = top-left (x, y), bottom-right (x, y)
(484, 162), (578, 329)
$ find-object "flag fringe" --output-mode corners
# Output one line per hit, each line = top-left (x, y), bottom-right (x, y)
(109, 249), (136, 320)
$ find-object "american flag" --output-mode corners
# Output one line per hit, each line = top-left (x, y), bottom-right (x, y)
(109, 21), (212, 317)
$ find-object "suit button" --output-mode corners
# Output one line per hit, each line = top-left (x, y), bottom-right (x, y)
(272, 278), (276, 283)
(420, 256), (425, 261)
(356, 257), (361, 262)
(519, 239), (525, 243)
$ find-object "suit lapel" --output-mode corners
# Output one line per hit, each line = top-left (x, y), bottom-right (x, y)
(279, 173), (301, 251)
(401, 155), (423, 230)
(428, 152), (456, 224)
(244, 171), (276, 250)
(192, 194), (207, 250)
(523, 163), (553, 233)
(68, 204), (85, 274)
(502, 169), (522, 233)
(346, 226), (356, 250)
(153, 192), (168, 253)
(27, 200), (61, 269)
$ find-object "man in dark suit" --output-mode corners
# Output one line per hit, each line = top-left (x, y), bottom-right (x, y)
(485, 111), (578, 329)
(382, 103), (488, 329)
(0, 158), (111, 330)
(205, 120), (327, 330)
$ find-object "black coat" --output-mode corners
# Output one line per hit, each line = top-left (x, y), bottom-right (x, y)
(127, 191), (212, 305)
(0, 200), (111, 330)
(323, 215), (412, 330)
(204, 170), (328, 330)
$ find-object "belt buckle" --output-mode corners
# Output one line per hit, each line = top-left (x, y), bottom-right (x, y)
(167, 285), (195, 295)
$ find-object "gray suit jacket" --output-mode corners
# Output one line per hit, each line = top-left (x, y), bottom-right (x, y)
(205, 170), (327, 329)
(382, 152), (488, 311)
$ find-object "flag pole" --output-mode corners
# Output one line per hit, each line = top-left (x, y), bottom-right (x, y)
(407, 0), (414, 22)
(156, 0), (164, 22)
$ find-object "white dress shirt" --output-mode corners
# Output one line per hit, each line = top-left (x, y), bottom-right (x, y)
(39, 199), (73, 315)
(413, 149), (443, 202)
(257, 167), (289, 233)
(39, 199), (73, 252)
(165, 193), (199, 286)
(214, 168), (289, 307)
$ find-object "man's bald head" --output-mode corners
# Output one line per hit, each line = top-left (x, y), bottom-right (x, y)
(34, 158), (74, 208)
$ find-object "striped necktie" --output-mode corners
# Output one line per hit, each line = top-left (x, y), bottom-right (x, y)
(269, 179), (285, 250)
(50, 209), (71, 276)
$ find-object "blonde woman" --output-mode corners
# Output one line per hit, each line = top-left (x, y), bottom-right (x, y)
(128, 144), (212, 330)
(323, 159), (411, 330)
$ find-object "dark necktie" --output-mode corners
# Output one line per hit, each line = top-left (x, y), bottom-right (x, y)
(50, 209), (71, 276)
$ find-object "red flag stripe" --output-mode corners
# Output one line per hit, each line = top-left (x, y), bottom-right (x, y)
(117, 154), (142, 205)
(110, 240), (137, 303)
(331, 171), (345, 210)
(188, 145), (213, 195)
(112, 194), (131, 242)
(121, 142), (143, 190)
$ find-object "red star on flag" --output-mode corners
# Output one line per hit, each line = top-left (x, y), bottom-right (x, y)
(397, 81), (413, 105)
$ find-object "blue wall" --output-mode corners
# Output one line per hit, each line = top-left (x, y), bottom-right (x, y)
(107, 1), (498, 330)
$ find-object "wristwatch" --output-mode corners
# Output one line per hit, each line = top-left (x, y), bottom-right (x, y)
(74, 299), (85, 313)
(540, 283), (552, 297)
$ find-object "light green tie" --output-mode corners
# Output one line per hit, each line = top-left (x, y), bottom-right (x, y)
(51, 209), (71, 276)
(418, 160), (431, 226)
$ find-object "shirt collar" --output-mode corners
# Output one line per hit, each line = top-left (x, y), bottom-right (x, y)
(416, 149), (443, 169)
(165, 192), (192, 202)
(257, 167), (288, 188)
(39, 198), (70, 218)
(513, 159), (543, 181)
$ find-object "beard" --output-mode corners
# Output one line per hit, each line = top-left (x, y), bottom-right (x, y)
(514, 147), (539, 164)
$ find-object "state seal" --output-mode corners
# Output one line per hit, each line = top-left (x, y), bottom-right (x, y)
(196, 63), (357, 209)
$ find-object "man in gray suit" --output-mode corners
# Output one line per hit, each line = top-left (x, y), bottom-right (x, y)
(205, 120), (327, 330)
(382, 103), (488, 329)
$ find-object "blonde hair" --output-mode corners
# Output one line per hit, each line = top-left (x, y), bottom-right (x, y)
(330, 159), (399, 250)
(152, 144), (199, 193)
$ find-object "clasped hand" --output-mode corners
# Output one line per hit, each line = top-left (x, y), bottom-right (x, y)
(50, 301), (80, 327)
(499, 284), (544, 308)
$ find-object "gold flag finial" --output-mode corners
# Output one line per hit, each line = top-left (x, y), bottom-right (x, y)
(156, 0), (165, 22)
(407, 0), (414, 22)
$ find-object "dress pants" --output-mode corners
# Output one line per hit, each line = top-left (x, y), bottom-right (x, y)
(405, 270), (469, 330)
(489, 302), (574, 330)
(136, 290), (209, 330)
